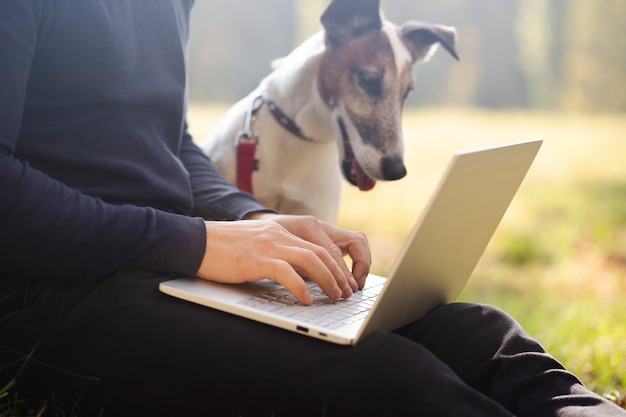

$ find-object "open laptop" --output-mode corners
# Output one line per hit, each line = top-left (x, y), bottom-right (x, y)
(160, 139), (542, 345)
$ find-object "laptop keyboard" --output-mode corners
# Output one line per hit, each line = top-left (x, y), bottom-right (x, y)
(237, 279), (385, 329)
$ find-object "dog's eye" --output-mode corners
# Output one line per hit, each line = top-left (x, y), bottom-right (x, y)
(353, 70), (384, 97)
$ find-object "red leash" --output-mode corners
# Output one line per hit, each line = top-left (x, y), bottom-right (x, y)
(235, 95), (264, 194)
(236, 141), (256, 194)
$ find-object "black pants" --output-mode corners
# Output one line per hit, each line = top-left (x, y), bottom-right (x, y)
(1, 270), (623, 417)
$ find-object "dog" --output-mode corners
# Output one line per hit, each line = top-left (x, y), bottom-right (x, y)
(202, 0), (458, 224)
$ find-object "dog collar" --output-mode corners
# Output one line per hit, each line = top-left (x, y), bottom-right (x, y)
(264, 97), (314, 142)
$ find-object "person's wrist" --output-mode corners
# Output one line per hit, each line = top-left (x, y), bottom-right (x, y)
(242, 210), (277, 220)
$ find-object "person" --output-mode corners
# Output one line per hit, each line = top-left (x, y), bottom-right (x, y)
(0, 1), (624, 416)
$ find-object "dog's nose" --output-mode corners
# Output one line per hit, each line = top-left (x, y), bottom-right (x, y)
(381, 157), (407, 181)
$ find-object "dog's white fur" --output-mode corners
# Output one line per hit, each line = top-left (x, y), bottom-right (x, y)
(202, 14), (457, 224)
(204, 32), (339, 222)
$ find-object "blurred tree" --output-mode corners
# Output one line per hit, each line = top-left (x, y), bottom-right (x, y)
(188, 0), (296, 102)
(518, 0), (626, 112)
(559, 0), (626, 112)
(516, 0), (561, 109)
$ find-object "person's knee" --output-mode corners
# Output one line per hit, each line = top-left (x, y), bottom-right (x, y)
(427, 302), (523, 339)
(400, 302), (541, 364)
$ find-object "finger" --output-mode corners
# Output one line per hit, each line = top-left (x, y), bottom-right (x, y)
(285, 243), (346, 300)
(347, 237), (371, 289)
(320, 236), (358, 292)
(297, 225), (356, 294)
(320, 225), (371, 289)
(264, 259), (313, 305)
(279, 216), (354, 296)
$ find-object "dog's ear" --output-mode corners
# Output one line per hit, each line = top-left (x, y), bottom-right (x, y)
(400, 22), (459, 63)
(321, 0), (382, 45)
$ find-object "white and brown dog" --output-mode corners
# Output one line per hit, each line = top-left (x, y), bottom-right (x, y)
(202, 0), (458, 224)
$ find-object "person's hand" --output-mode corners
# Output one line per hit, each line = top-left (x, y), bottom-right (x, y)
(248, 213), (371, 290)
(196, 214), (371, 305)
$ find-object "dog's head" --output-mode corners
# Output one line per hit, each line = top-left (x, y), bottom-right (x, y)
(318, 0), (458, 191)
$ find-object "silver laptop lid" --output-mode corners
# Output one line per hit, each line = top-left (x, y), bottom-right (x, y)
(357, 139), (542, 340)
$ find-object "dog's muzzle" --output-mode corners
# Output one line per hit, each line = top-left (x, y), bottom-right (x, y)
(338, 117), (407, 190)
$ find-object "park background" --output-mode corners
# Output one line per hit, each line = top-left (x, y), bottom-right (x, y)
(185, 0), (625, 403)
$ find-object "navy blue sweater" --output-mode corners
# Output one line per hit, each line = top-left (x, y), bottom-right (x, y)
(0, 0), (267, 281)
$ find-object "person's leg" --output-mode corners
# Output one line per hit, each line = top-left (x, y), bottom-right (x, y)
(1, 271), (513, 417)
(397, 303), (626, 417)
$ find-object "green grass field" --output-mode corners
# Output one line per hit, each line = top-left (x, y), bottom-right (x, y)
(188, 106), (626, 402)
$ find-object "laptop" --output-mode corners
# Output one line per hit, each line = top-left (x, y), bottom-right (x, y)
(160, 139), (543, 345)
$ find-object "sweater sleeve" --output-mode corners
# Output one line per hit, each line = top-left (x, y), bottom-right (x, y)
(179, 126), (272, 220)
(0, 1), (207, 281)
(0, 156), (208, 281)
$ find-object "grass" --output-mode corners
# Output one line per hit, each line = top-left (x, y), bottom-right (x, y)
(188, 105), (626, 403)
(0, 344), (99, 417)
